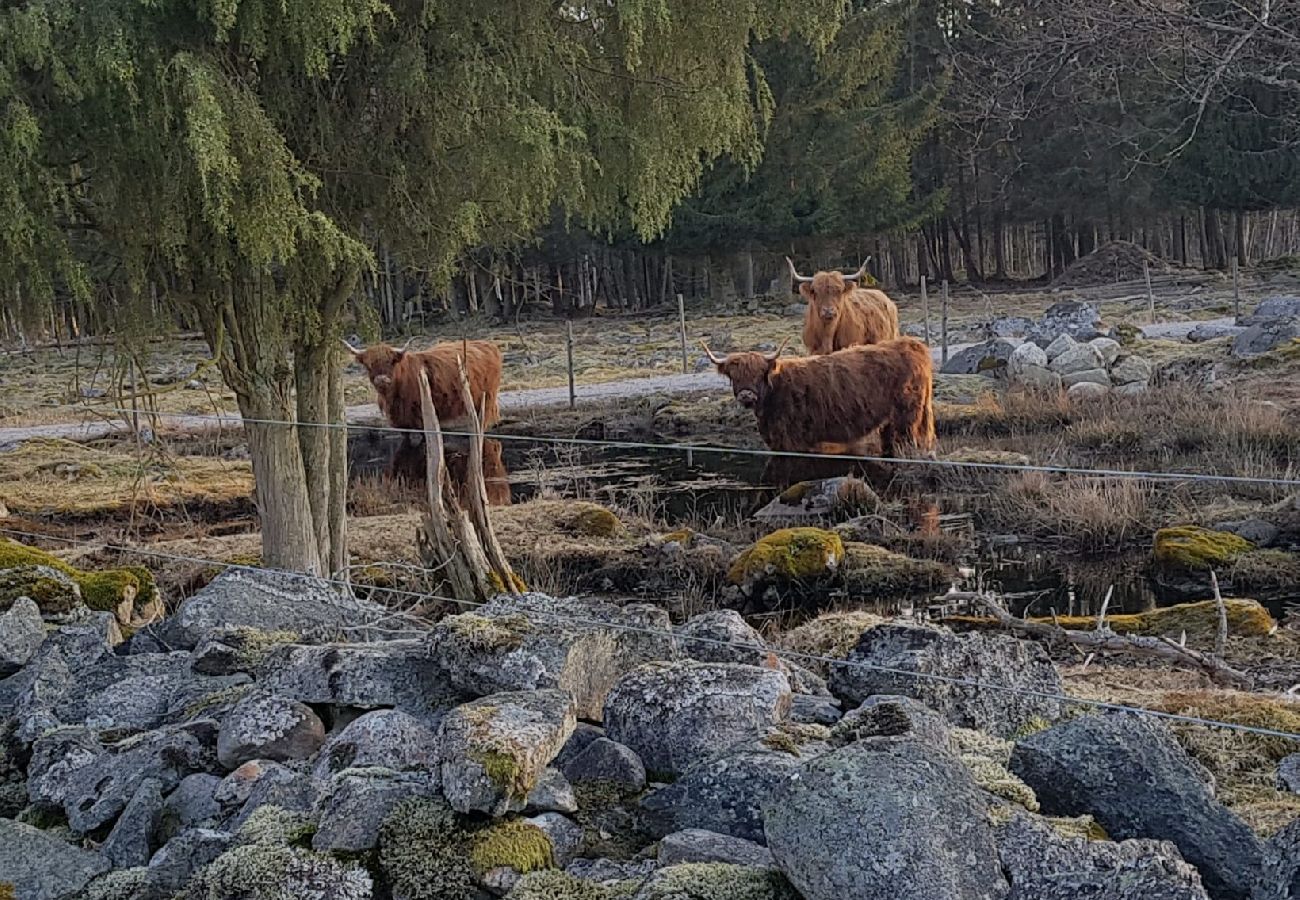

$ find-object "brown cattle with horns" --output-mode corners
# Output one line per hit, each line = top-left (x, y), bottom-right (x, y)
(343, 338), (503, 432)
(702, 337), (935, 458)
(788, 258), (900, 355)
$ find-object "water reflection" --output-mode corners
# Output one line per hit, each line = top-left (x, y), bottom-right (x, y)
(349, 428), (511, 507)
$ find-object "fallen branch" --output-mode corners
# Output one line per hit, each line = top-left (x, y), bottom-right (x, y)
(963, 591), (1253, 690)
(1211, 569), (1228, 657)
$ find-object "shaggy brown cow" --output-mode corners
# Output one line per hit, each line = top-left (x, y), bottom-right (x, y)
(343, 338), (503, 432)
(702, 337), (935, 458)
(788, 258), (900, 355)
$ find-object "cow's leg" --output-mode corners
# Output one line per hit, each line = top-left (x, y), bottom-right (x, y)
(878, 425), (898, 459)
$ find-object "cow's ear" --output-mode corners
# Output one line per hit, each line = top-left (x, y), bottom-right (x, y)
(798, 282), (813, 301)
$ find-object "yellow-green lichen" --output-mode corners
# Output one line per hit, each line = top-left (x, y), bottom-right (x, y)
(1153, 525), (1253, 570)
(774, 611), (884, 676)
(476, 748), (530, 801)
(962, 754), (1039, 812)
(469, 820), (554, 876)
(235, 805), (316, 848)
(942, 598), (1276, 640)
(569, 504), (624, 538)
(727, 528), (845, 586)
(1047, 815), (1109, 842)
(443, 613), (531, 653)
(635, 864), (801, 900)
(507, 871), (616, 900)
(378, 798), (477, 900)
(838, 543), (952, 598)
(0, 539), (158, 621)
(0, 883), (13, 900)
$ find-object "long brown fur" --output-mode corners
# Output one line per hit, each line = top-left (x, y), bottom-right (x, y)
(711, 337), (935, 457)
(349, 339), (502, 432)
(800, 271), (900, 355)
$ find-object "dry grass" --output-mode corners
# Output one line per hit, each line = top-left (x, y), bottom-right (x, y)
(987, 472), (1162, 554)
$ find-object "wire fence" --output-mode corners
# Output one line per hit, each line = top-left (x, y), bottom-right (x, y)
(18, 402), (1300, 489)
(1, 523), (1298, 745)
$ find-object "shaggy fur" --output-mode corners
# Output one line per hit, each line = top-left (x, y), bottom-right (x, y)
(711, 338), (935, 457)
(349, 339), (502, 432)
(800, 271), (900, 354)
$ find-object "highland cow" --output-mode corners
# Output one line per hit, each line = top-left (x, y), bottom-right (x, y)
(702, 337), (935, 458)
(343, 338), (502, 432)
(788, 258), (900, 355)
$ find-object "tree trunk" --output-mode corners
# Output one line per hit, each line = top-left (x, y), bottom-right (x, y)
(1235, 211), (1248, 266)
(993, 209), (1007, 279)
(743, 248), (755, 298)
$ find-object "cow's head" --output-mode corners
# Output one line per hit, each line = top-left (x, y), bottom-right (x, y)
(341, 338), (412, 391)
(788, 257), (871, 323)
(701, 339), (789, 409)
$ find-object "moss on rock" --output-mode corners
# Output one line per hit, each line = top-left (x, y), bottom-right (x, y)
(569, 504), (624, 538)
(180, 843), (372, 900)
(507, 871), (617, 900)
(773, 611), (883, 676)
(1153, 525), (1253, 570)
(235, 805), (315, 848)
(443, 613), (532, 654)
(943, 598), (1276, 640)
(470, 820), (555, 877)
(378, 797), (478, 900)
(727, 528), (845, 587)
(635, 864), (800, 900)
(838, 543), (952, 598)
(0, 539), (159, 623)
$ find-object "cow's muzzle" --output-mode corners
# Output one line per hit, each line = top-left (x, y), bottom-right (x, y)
(736, 389), (758, 407)
(373, 374), (393, 389)
(819, 307), (837, 321)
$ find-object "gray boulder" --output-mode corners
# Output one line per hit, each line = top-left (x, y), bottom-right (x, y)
(160, 773), (224, 840)
(438, 689), (577, 816)
(789, 694), (842, 726)
(1233, 319), (1299, 359)
(677, 610), (768, 664)
(1111, 354), (1154, 386)
(213, 758), (296, 811)
(1044, 333), (1078, 361)
(526, 813), (584, 869)
(1215, 519), (1280, 549)
(525, 768), (578, 815)
(1068, 381), (1111, 402)
(311, 708), (441, 782)
(1279, 753), (1300, 793)
(1090, 337), (1122, 366)
(63, 721), (219, 834)
(312, 770), (436, 853)
(985, 316), (1036, 339)
(560, 737), (647, 794)
(147, 828), (235, 894)
(430, 592), (675, 720)
(763, 738), (1008, 900)
(604, 662), (791, 777)
(1010, 713), (1261, 900)
(552, 722), (605, 772)
(1189, 322), (1243, 343)
(1258, 817), (1300, 900)
(998, 812), (1208, 899)
(940, 339), (1016, 376)
(2, 615), (115, 736)
(27, 726), (104, 810)
(101, 777), (165, 868)
(831, 695), (951, 749)
(0, 597), (45, 677)
(257, 640), (460, 719)
(1008, 342), (1049, 377)
(191, 625), (299, 676)
(1240, 295), (1300, 326)
(1029, 301), (1103, 345)
(0, 817), (110, 899)
(659, 829), (776, 868)
(158, 566), (398, 649)
(1015, 365), (1063, 393)
(1050, 342), (1106, 376)
(224, 765), (318, 831)
(640, 746), (806, 844)
(216, 690), (326, 770)
(828, 623), (1062, 738)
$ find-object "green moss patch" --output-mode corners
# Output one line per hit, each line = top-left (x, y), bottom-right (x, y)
(727, 528), (845, 587)
(1153, 525), (1253, 570)
(0, 539), (159, 624)
(942, 598), (1276, 640)
(469, 820), (554, 876)
(635, 863), (801, 900)
(839, 542), (952, 598)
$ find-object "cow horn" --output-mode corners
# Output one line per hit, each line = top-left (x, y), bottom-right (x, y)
(842, 257), (873, 282)
(399, 336), (415, 353)
(786, 257), (813, 285)
(764, 337), (790, 362)
(340, 338), (362, 357)
(699, 340), (727, 366)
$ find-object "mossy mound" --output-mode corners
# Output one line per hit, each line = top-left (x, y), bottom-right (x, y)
(942, 598), (1276, 640)
(507, 871), (623, 900)
(179, 843), (372, 900)
(0, 565), (81, 617)
(378, 798), (478, 900)
(71, 868), (152, 900)
(0, 539), (160, 626)
(470, 820), (555, 877)
(1153, 525), (1253, 570)
(727, 528), (845, 588)
(838, 543), (952, 598)
(635, 864), (801, 900)
(235, 805), (315, 847)
(568, 503), (625, 538)
(773, 611), (884, 676)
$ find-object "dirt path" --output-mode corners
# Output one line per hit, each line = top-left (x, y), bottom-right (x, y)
(0, 319), (1235, 449)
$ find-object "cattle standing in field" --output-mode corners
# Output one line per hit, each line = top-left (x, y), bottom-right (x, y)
(788, 258), (900, 355)
(702, 337), (935, 458)
(343, 338), (503, 433)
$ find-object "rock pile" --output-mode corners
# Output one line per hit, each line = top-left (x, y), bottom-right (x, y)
(1053, 241), (1176, 287)
(0, 559), (1290, 898)
(1006, 333), (1153, 401)
(1233, 295), (1300, 359)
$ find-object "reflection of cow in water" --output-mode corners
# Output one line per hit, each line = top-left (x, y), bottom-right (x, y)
(388, 436), (512, 507)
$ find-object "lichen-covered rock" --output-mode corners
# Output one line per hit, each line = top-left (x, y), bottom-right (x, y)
(604, 662), (791, 778)
(159, 773), (224, 841)
(996, 812), (1208, 900)
(566, 858), (658, 885)
(1067, 380), (1110, 402)
(71, 868), (163, 900)
(2, 615), (116, 738)
(1258, 817), (1300, 900)
(27, 726), (103, 811)
(507, 870), (619, 899)
(191, 626), (300, 676)
(1050, 342), (1106, 376)
(312, 770), (437, 853)
(232, 805), (316, 846)
(640, 747), (805, 844)
(763, 739), (1008, 900)
(311, 708), (442, 782)
(830, 695), (951, 749)
(63, 721), (219, 834)
(257, 640), (460, 719)
(100, 777), (164, 868)
(159, 566), (399, 649)
(525, 812), (582, 869)
(1030, 302), (1102, 345)
(431, 593), (674, 720)
(224, 764), (318, 831)
(1010, 713), (1261, 900)
(177, 842), (373, 900)
(1153, 525), (1254, 570)
(0, 597), (45, 677)
(560, 738), (647, 794)
(658, 830), (776, 869)
(751, 477), (879, 524)
(632, 863), (798, 900)
(1014, 364), (1063, 393)
(676, 611), (768, 666)
(1279, 753), (1300, 794)
(727, 528), (844, 593)
(147, 828), (235, 894)
(773, 611), (883, 676)
(213, 759), (295, 812)
(525, 768), (578, 815)
(216, 690), (325, 770)
(1044, 332), (1078, 360)
(1089, 337), (1122, 366)
(378, 798), (478, 900)
(439, 689), (577, 816)
(939, 339), (1016, 376)
(1008, 342), (1049, 377)
(1233, 318), (1299, 358)
(1111, 354), (1154, 386)
(0, 817), (110, 899)
(828, 623), (1061, 738)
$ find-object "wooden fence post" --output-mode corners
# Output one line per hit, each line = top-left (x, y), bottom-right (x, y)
(677, 293), (689, 373)
(1144, 260), (1155, 324)
(1232, 256), (1241, 319)
(920, 275), (931, 344)
(566, 319), (576, 410)
(940, 279), (949, 366)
